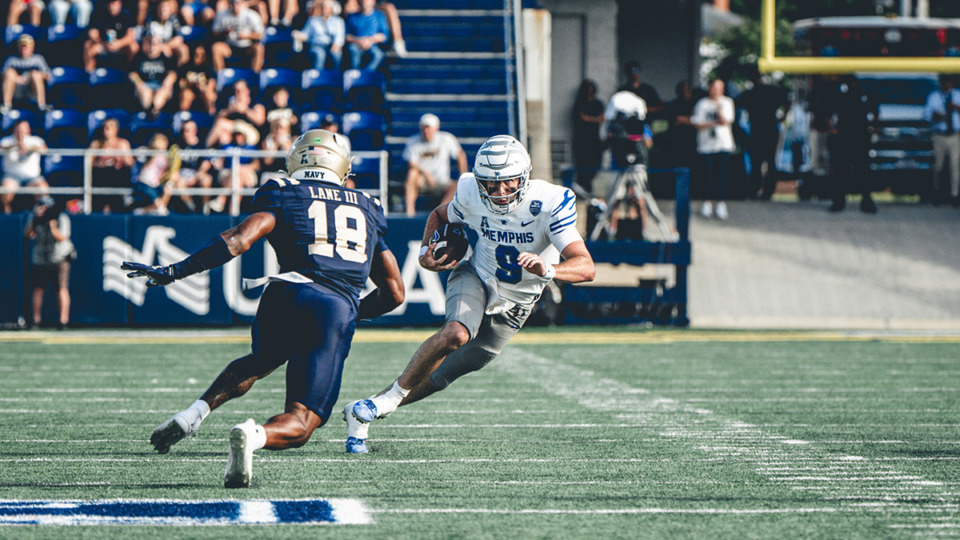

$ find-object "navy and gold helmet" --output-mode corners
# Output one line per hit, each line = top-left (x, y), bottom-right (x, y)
(286, 129), (351, 185)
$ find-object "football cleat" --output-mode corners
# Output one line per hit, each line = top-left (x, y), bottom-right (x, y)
(150, 410), (201, 454)
(345, 436), (369, 454)
(224, 419), (257, 488)
(352, 399), (378, 423)
(343, 400), (376, 454)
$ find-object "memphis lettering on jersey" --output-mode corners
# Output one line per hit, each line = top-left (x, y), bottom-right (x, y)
(308, 185), (359, 204)
(479, 226), (535, 244)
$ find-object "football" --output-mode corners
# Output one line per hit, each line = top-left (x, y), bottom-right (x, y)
(431, 223), (469, 262)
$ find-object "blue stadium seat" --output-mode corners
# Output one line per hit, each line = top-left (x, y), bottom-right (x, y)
(130, 111), (174, 147)
(2, 109), (43, 136)
(172, 111), (214, 135)
(87, 109), (131, 139)
(350, 153), (382, 190)
(301, 69), (342, 112)
(88, 68), (131, 110)
(45, 24), (84, 67)
(342, 69), (385, 112)
(45, 109), (87, 148)
(263, 26), (295, 68)
(260, 67), (300, 106)
(43, 155), (83, 186)
(46, 66), (88, 110)
(342, 111), (385, 150)
(179, 25), (208, 45)
(5, 24), (41, 47)
(300, 111), (338, 132)
(216, 67), (259, 98)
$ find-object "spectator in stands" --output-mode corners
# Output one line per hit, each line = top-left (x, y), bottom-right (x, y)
(181, 0), (216, 26)
(294, 0), (345, 71)
(130, 33), (179, 117)
(178, 45), (218, 115)
(924, 74), (960, 207)
(664, 80), (699, 169)
(343, 0), (406, 57)
(1, 35), (51, 115)
(211, 0), (266, 73)
(403, 113), (467, 216)
(206, 79), (266, 146)
(24, 196), (75, 330)
(571, 79), (604, 197)
(89, 117), (134, 213)
(129, 133), (175, 215)
(737, 67), (789, 200)
(619, 60), (663, 117)
(173, 119), (215, 212)
(345, 0), (389, 71)
(146, 0), (189, 66)
(261, 117), (293, 172)
(263, 0), (298, 28)
(1, 120), (48, 214)
(49, 0), (95, 27)
(205, 123), (260, 213)
(265, 86), (297, 132)
(84, 0), (139, 72)
(691, 78), (735, 220)
(8, 0), (43, 26)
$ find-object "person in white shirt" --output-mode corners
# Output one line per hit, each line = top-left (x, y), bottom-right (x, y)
(1, 120), (48, 214)
(211, 0), (265, 72)
(924, 75), (960, 206)
(691, 78), (736, 220)
(342, 135), (596, 454)
(403, 113), (468, 216)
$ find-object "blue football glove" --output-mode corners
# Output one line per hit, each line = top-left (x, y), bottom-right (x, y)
(121, 261), (175, 287)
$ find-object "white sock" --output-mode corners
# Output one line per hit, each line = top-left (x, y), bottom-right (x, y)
(189, 399), (211, 421)
(369, 381), (409, 418)
(250, 424), (267, 451)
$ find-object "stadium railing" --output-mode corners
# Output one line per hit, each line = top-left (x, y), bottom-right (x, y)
(0, 147), (390, 215)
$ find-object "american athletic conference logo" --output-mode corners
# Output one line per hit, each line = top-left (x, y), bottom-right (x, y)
(529, 200), (542, 216)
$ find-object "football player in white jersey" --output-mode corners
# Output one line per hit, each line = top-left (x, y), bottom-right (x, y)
(343, 134), (595, 453)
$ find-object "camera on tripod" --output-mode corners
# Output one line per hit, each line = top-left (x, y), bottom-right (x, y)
(604, 90), (650, 169)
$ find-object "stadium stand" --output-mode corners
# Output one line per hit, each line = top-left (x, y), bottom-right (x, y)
(44, 24), (84, 67)
(87, 109), (131, 139)
(2, 108), (44, 135)
(45, 108), (87, 148)
(301, 68), (343, 112)
(88, 68), (131, 111)
(43, 154), (83, 187)
(130, 112), (174, 147)
(46, 66), (87, 110)
(342, 111), (386, 151)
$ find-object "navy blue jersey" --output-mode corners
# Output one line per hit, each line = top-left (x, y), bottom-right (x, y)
(249, 178), (388, 308)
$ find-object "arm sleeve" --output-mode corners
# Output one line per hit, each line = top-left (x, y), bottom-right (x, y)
(446, 177), (470, 224)
(546, 188), (581, 251)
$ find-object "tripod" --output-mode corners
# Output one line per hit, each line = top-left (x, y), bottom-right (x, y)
(588, 164), (677, 242)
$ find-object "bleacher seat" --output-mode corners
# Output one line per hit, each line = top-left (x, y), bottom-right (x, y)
(350, 154), (382, 190)
(301, 69), (342, 112)
(2, 109), (43, 135)
(342, 111), (385, 151)
(172, 111), (214, 136)
(5, 24), (41, 47)
(43, 155), (83, 186)
(216, 67), (259, 98)
(45, 109), (87, 148)
(45, 24), (84, 67)
(130, 111), (174, 147)
(179, 25), (208, 45)
(88, 68), (130, 110)
(300, 111), (337, 132)
(259, 67), (300, 105)
(46, 66), (88, 110)
(342, 69), (385, 112)
(87, 109), (131, 139)
(263, 26), (295, 68)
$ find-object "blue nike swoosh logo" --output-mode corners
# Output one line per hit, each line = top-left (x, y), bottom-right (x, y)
(521, 220), (535, 227)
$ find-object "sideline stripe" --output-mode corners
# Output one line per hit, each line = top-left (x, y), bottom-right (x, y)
(0, 499), (371, 526)
(2, 329), (960, 345)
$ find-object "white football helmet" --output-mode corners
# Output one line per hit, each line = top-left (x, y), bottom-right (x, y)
(286, 129), (351, 185)
(472, 134), (531, 215)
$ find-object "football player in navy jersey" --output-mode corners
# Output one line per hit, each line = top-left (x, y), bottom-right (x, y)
(342, 135), (595, 454)
(122, 129), (404, 488)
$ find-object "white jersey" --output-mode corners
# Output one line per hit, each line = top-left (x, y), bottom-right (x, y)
(447, 174), (581, 310)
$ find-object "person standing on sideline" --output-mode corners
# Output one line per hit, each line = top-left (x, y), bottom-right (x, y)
(691, 78), (735, 220)
(737, 67), (789, 200)
(25, 197), (75, 329)
(924, 75), (960, 206)
(342, 135), (595, 455)
(828, 76), (877, 214)
(123, 130), (405, 488)
(571, 79), (605, 197)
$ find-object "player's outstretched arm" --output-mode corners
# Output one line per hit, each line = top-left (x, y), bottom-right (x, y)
(122, 212), (277, 287)
(357, 248), (405, 322)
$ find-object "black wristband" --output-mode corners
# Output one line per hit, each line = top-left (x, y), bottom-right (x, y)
(357, 290), (384, 322)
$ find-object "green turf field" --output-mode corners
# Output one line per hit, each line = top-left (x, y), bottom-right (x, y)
(1, 329), (959, 538)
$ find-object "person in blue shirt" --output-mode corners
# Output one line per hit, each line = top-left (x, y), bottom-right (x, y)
(345, 0), (389, 71)
(924, 75), (960, 206)
(123, 129), (405, 488)
(294, 0), (345, 71)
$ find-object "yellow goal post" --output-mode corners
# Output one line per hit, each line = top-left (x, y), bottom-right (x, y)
(758, 0), (960, 73)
